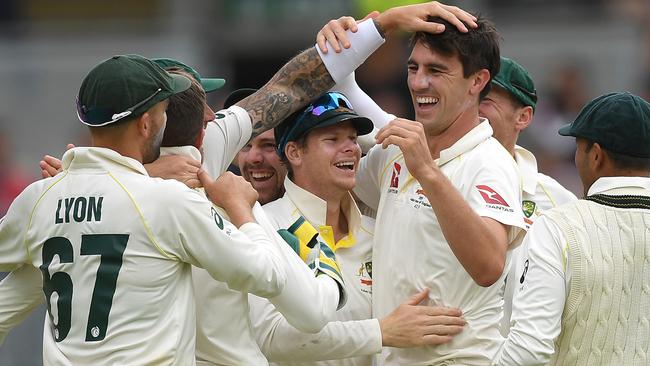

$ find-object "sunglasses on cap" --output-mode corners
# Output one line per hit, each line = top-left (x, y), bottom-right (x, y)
(300, 92), (354, 119)
(76, 88), (162, 127)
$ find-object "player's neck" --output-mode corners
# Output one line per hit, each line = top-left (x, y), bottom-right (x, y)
(427, 110), (481, 160)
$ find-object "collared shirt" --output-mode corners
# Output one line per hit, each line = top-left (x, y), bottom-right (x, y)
(251, 178), (379, 366)
(500, 146), (577, 335)
(495, 176), (650, 365)
(355, 120), (525, 366)
(0, 146), (286, 366)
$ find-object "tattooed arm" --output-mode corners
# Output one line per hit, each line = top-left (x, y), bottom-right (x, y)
(236, 1), (477, 139)
(237, 48), (332, 139)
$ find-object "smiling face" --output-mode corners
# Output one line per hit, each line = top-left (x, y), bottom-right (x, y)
(288, 121), (361, 199)
(236, 129), (287, 204)
(407, 41), (479, 137)
(479, 86), (521, 144)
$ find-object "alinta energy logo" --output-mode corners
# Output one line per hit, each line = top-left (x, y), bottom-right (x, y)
(476, 185), (514, 212)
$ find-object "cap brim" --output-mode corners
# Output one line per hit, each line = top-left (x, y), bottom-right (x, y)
(318, 113), (375, 136)
(170, 73), (192, 94)
(558, 123), (575, 136)
(224, 88), (257, 109)
(201, 78), (226, 93)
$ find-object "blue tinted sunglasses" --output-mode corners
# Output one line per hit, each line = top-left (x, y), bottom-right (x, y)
(277, 92), (354, 157)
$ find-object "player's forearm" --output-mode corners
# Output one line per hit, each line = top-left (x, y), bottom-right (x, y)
(259, 317), (381, 362)
(421, 171), (507, 287)
(238, 18), (386, 139)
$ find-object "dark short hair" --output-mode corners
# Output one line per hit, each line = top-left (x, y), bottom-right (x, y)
(410, 15), (500, 99)
(161, 68), (206, 147)
(585, 140), (650, 171)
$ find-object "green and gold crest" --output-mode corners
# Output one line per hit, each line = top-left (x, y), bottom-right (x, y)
(522, 200), (536, 218)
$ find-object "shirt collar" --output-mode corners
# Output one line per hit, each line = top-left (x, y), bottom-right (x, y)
(437, 118), (493, 166)
(160, 145), (202, 162)
(61, 147), (149, 176)
(587, 176), (650, 196)
(283, 178), (362, 245)
(514, 145), (539, 195)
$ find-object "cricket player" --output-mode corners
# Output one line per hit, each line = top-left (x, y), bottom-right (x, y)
(0, 54), (290, 365)
(250, 93), (466, 366)
(0, 62), (345, 366)
(495, 92), (650, 365)
(316, 14), (526, 365)
(477, 57), (577, 334)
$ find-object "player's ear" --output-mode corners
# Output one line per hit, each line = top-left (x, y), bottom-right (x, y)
(135, 111), (152, 138)
(285, 141), (302, 167)
(470, 69), (490, 97)
(515, 106), (533, 132)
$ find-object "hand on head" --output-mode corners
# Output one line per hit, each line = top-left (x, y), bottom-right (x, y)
(317, 2), (478, 54)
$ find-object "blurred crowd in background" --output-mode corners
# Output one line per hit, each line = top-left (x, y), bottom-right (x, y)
(1, 0), (649, 364)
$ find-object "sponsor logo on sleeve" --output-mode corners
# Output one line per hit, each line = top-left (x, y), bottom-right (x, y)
(211, 207), (224, 230)
(390, 162), (401, 189)
(476, 185), (514, 212)
(358, 261), (372, 295)
(519, 259), (529, 284)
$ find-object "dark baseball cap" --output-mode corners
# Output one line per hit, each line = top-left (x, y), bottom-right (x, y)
(558, 92), (650, 157)
(223, 88), (257, 109)
(153, 58), (226, 93)
(77, 54), (191, 127)
(492, 57), (538, 112)
(275, 92), (374, 158)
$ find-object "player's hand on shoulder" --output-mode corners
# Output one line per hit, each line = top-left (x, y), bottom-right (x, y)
(145, 154), (201, 188)
(212, 171), (259, 209)
(199, 170), (258, 227)
(39, 144), (74, 178)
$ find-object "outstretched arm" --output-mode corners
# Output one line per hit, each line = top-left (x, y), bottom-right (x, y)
(236, 1), (477, 139)
(252, 288), (465, 362)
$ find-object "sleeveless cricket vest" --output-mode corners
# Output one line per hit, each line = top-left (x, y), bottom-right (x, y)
(545, 194), (650, 366)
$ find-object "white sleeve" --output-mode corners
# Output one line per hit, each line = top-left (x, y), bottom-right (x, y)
(461, 149), (526, 243)
(161, 188), (286, 299)
(251, 204), (339, 333)
(494, 215), (568, 365)
(316, 19), (385, 84)
(331, 72), (396, 153)
(250, 294), (382, 361)
(0, 185), (39, 271)
(202, 106), (253, 177)
(0, 265), (44, 345)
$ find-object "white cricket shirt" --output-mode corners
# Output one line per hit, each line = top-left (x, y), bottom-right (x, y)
(355, 121), (525, 366)
(197, 107), (342, 364)
(252, 178), (380, 366)
(495, 176), (650, 365)
(500, 146), (576, 335)
(0, 147), (287, 366)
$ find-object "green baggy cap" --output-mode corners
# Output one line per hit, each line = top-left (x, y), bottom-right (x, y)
(77, 54), (191, 127)
(558, 92), (650, 157)
(492, 57), (537, 111)
(153, 58), (226, 93)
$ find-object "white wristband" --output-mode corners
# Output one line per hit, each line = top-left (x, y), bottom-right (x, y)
(316, 19), (385, 84)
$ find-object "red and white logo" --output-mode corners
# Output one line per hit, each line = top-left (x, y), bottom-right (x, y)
(390, 163), (401, 188)
(476, 185), (510, 207)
